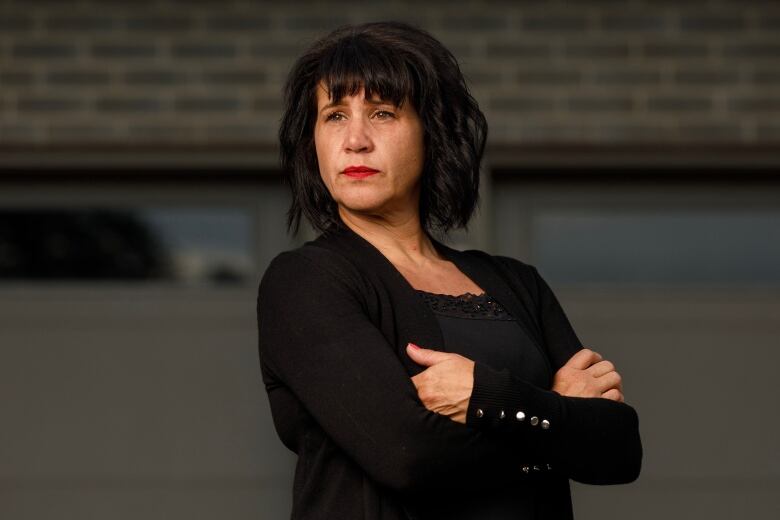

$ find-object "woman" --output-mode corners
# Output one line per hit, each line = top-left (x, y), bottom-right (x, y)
(258, 21), (641, 520)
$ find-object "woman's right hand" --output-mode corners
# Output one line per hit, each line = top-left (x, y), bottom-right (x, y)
(552, 348), (624, 402)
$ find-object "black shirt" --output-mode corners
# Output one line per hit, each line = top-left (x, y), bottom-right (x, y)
(257, 225), (642, 520)
(410, 290), (557, 519)
(417, 290), (551, 390)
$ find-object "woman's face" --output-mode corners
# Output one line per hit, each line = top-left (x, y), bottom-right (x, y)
(313, 81), (425, 221)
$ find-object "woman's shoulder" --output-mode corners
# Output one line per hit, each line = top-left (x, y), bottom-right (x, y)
(259, 239), (367, 298)
(451, 246), (551, 304)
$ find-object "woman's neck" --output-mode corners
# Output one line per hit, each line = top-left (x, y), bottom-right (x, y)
(338, 208), (442, 268)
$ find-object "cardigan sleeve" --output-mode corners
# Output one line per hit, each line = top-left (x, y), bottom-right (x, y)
(465, 261), (643, 485)
(257, 250), (574, 493)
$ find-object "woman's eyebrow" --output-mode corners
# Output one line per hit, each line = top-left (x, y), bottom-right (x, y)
(319, 100), (344, 113)
(319, 98), (395, 113)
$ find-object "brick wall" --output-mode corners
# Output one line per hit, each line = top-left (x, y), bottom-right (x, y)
(0, 0), (778, 146)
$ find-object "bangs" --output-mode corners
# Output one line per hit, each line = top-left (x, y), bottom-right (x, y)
(317, 35), (418, 108)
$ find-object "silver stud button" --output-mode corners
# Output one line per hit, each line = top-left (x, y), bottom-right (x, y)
(499, 410), (506, 419)
(515, 411), (526, 421)
(541, 419), (550, 429)
(522, 465), (530, 473)
(475, 408), (484, 418)
(530, 416), (539, 426)
(533, 465), (540, 472)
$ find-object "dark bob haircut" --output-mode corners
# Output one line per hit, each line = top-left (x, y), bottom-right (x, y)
(279, 21), (487, 237)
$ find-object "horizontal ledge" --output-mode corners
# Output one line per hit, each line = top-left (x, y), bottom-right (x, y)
(0, 475), (289, 491)
(1, 143), (779, 172)
(487, 143), (780, 170)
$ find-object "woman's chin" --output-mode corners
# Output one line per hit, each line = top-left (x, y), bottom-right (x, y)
(335, 193), (390, 213)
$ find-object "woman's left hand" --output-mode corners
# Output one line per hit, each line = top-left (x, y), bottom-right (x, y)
(406, 343), (474, 424)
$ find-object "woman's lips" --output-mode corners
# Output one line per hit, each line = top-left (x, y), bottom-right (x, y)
(342, 166), (379, 179)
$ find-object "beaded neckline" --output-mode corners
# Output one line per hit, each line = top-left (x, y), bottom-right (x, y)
(415, 289), (515, 321)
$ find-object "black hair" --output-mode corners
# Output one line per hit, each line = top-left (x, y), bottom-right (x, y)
(278, 21), (487, 238)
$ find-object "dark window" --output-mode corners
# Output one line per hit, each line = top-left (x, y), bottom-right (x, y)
(0, 207), (253, 284)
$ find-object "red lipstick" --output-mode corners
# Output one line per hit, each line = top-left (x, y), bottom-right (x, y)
(342, 166), (379, 179)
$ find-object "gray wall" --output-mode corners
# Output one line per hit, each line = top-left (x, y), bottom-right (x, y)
(1, 1), (779, 519)
(1, 0), (779, 145)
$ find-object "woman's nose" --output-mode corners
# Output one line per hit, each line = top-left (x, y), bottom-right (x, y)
(344, 118), (373, 153)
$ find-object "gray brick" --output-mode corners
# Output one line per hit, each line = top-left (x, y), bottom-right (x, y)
(754, 70), (780, 84)
(516, 68), (581, 86)
(0, 0), (773, 148)
(758, 17), (780, 31)
(174, 97), (241, 112)
(354, 11), (436, 28)
(600, 14), (666, 32)
(18, 97), (83, 112)
(501, 123), (589, 142)
(675, 69), (740, 85)
(47, 70), (111, 86)
(522, 15), (588, 31)
(729, 98), (780, 112)
(171, 43), (237, 59)
(46, 16), (115, 31)
(126, 124), (199, 141)
(13, 43), (77, 59)
(756, 123), (780, 140)
(597, 124), (670, 141)
(207, 16), (271, 31)
(0, 124), (37, 141)
(126, 15), (192, 32)
(254, 97), (281, 111)
(251, 42), (309, 59)
(489, 97), (555, 111)
(203, 125), (267, 141)
(462, 70), (502, 86)
(284, 16), (352, 31)
(565, 43), (630, 59)
(568, 97), (634, 111)
(441, 15), (507, 31)
(124, 69), (188, 86)
(95, 97), (163, 112)
(0, 16), (34, 31)
(677, 123), (742, 141)
(434, 41), (473, 60)
(642, 42), (709, 58)
(47, 125), (117, 141)
(680, 15), (745, 32)
(647, 96), (712, 111)
(723, 43), (780, 58)
(92, 43), (157, 58)
(355, 12), (437, 29)
(202, 69), (266, 86)
(0, 69), (36, 86)
(484, 43), (552, 59)
(593, 69), (661, 85)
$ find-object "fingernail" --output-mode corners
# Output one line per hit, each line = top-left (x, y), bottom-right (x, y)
(407, 342), (420, 350)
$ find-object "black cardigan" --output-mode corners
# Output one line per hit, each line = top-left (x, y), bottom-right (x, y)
(257, 225), (642, 519)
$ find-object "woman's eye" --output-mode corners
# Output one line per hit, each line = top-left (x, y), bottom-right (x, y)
(325, 112), (345, 122)
(374, 110), (395, 119)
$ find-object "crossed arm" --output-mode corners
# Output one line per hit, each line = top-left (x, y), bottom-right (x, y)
(407, 343), (626, 425)
(258, 251), (642, 493)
